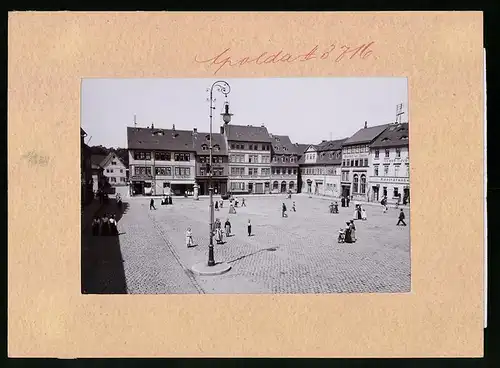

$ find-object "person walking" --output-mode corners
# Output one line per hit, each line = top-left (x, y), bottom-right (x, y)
(334, 202), (339, 214)
(186, 227), (194, 248)
(346, 196), (350, 207)
(109, 215), (119, 236)
(397, 209), (407, 226)
(215, 200), (219, 211)
(381, 196), (388, 213)
(247, 219), (252, 236)
(282, 202), (288, 217)
(150, 198), (156, 210)
(224, 218), (232, 237)
(292, 201), (296, 212)
(344, 221), (353, 243)
(241, 198), (246, 207)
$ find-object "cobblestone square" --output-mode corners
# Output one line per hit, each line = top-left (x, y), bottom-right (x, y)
(112, 194), (410, 294)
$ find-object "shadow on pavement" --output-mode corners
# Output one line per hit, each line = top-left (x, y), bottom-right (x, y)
(81, 198), (130, 294)
(226, 247), (279, 264)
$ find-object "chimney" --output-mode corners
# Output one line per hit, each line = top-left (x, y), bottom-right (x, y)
(172, 124), (176, 131)
(364, 121), (368, 129)
(151, 123), (154, 129)
(193, 127), (197, 133)
(261, 123), (265, 127)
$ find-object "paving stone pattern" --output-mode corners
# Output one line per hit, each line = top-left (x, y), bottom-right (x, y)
(113, 195), (410, 294)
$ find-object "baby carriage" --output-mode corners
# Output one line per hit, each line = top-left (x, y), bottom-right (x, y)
(337, 228), (346, 243)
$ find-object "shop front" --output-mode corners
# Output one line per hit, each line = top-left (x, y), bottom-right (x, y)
(195, 179), (228, 196)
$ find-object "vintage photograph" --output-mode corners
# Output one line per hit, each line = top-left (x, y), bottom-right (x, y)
(81, 77), (410, 294)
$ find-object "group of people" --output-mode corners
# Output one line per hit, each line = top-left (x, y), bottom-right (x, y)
(92, 213), (119, 236)
(329, 202), (339, 214)
(339, 220), (357, 243)
(185, 218), (253, 247)
(161, 195), (173, 206)
(353, 204), (368, 221)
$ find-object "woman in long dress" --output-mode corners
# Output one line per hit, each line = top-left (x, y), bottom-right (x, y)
(361, 208), (367, 220)
(224, 219), (231, 237)
(344, 222), (353, 243)
(101, 213), (110, 236)
(91, 216), (100, 236)
(349, 220), (356, 242)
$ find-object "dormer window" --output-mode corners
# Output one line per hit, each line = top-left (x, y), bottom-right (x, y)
(275, 137), (280, 142)
(172, 133), (179, 138)
(382, 138), (389, 142)
(153, 130), (164, 136)
(213, 144), (220, 151)
(400, 135), (408, 140)
(274, 146), (279, 150)
(201, 144), (208, 151)
(205, 135), (210, 141)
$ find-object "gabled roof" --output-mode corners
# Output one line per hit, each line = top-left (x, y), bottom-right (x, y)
(91, 154), (107, 167)
(293, 143), (311, 155)
(225, 124), (272, 143)
(270, 135), (297, 155)
(193, 132), (228, 155)
(370, 122), (409, 148)
(100, 152), (126, 168)
(127, 127), (197, 152)
(315, 138), (347, 152)
(343, 123), (391, 146)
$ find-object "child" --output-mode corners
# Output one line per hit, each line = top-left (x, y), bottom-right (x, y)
(361, 208), (367, 221)
(186, 227), (194, 247)
(247, 219), (252, 236)
(224, 218), (231, 237)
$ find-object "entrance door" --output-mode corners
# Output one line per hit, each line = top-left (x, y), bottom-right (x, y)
(372, 186), (379, 201)
(281, 181), (287, 193)
(248, 183), (253, 193)
(342, 185), (350, 197)
(255, 183), (263, 194)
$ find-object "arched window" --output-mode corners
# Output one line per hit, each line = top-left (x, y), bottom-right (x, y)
(289, 181), (295, 190)
(360, 174), (366, 194)
(281, 181), (287, 193)
(273, 181), (279, 190)
(353, 174), (359, 193)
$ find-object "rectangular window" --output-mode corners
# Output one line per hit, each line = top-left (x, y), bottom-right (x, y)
(175, 167), (190, 176)
(364, 158), (368, 167)
(111, 161), (117, 165)
(155, 152), (171, 161)
(354, 159), (358, 167)
(393, 187), (399, 197)
(396, 148), (401, 158)
(174, 153), (190, 161)
(374, 165), (379, 176)
(394, 164), (400, 177)
(406, 163), (410, 177)
(200, 167), (206, 176)
(385, 149), (390, 158)
(155, 167), (171, 176)
(374, 150), (379, 159)
(384, 165), (389, 176)
(120, 177), (125, 182)
(110, 177), (116, 182)
(350, 160), (354, 167)
(231, 144), (235, 149)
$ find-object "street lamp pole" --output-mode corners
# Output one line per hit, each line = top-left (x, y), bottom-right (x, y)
(207, 80), (232, 267)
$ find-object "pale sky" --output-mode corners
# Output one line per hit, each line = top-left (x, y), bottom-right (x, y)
(81, 77), (408, 148)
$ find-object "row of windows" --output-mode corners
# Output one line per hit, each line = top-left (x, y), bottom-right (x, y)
(229, 154), (271, 163)
(199, 156), (224, 164)
(272, 167), (298, 175)
(134, 151), (191, 161)
(343, 158), (369, 167)
(230, 167), (272, 176)
(343, 145), (370, 154)
(200, 144), (221, 151)
(106, 168), (124, 173)
(134, 166), (191, 176)
(230, 143), (271, 151)
(273, 155), (297, 163)
(230, 181), (295, 191)
(373, 163), (409, 177)
(199, 167), (224, 176)
(374, 148), (402, 159)
(301, 167), (338, 175)
(352, 174), (367, 194)
(109, 177), (126, 183)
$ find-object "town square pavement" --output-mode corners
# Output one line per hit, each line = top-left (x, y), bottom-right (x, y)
(92, 193), (411, 294)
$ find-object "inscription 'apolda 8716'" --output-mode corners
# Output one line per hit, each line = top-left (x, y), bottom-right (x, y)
(195, 42), (376, 75)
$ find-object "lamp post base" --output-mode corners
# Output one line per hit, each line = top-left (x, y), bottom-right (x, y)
(191, 262), (232, 276)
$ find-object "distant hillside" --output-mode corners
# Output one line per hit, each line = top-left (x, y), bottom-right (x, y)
(89, 145), (129, 167)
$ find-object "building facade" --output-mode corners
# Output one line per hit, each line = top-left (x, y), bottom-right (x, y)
(128, 125), (197, 196)
(100, 152), (128, 186)
(223, 124), (272, 194)
(270, 134), (299, 193)
(340, 122), (390, 201)
(81, 128), (94, 205)
(299, 139), (345, 197)
(193, 129), (229, 196)
(368, 122), (409, 204)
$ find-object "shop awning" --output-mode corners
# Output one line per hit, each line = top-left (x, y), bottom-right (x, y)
(170, 181), (195, 185)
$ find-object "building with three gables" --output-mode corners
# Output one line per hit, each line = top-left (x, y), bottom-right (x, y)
(222, 123), (273, 195)
(269, 134), (300, 193)
(127, 124), (197, 196)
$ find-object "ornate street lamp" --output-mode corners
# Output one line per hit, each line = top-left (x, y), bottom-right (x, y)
(192, 81), (233, 276)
